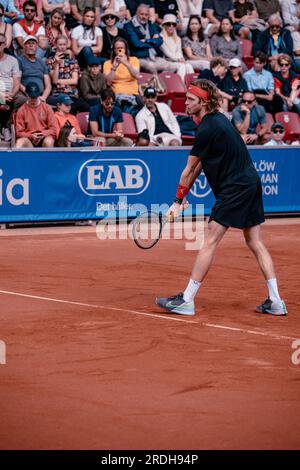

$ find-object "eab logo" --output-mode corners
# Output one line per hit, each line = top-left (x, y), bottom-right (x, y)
(190, 173), (212, 198)
(78, 159), (150, 196)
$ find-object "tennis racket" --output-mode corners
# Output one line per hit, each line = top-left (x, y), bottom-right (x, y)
(131, 211), (168, 249)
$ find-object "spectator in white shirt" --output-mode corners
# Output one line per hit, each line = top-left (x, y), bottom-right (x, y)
(135, 86), (182, 146)
(264, 122), (287, 146)
(71, 6), (103, 68)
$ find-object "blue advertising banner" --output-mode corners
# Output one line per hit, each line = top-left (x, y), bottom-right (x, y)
(0, 146), (299, 222)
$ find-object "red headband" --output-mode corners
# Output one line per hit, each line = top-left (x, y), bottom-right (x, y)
(187, 85), (209, 101)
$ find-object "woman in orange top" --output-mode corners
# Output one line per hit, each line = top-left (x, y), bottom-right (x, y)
(103, 37), (141, 112)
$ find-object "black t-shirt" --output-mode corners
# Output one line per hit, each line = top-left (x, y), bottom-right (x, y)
(101, 28), (125, 59)
(152, 108), (172, 135)
(199, 69), (222, 87)
(190, 112), (260, 197)
(219, 72), (248, 99)
(233, 0), (254, 19)
(125, 0), (154, 16)
(154, 0), (179, 19)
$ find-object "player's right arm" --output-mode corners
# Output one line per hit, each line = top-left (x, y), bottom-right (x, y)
(167, 155), (202, 222)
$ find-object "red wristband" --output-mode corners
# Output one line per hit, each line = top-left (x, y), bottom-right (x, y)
(175, 184), (189, 203)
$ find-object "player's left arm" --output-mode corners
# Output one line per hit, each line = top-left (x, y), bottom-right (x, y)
(167, 155), (202, 221)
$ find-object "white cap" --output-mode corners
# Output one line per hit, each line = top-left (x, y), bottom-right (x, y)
(229, 58), (242, 67)
(24, 35), (38, 44)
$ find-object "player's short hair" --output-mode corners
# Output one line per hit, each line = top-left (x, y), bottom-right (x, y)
(190, 79), (221, 114)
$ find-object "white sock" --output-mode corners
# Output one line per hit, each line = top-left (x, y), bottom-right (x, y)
(183, 279), (201, 303)
(267, 278), (281, 303)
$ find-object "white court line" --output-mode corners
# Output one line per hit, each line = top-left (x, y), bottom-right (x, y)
(0, 289), (197, 324)
(203, 322), (297, 341)
(0, 289), (297, 340)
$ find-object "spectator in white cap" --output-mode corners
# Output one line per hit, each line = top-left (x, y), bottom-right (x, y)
(160, 13), (194, 81)
(219, 57), (248, 111)
(135, 86), (182, 146)
(264, 122), (287, 146)
(18, 35), (52, 103)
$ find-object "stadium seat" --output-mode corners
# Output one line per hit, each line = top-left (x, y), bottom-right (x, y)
(122, 112), (138, 141)
(184, 73), (199, 88)
(137, 72), (152, 85)
(138, 72), (168, 102)
(274, 112), (300, 142)
(240, 38), (254, 69)
(159, 71), (187, 113)
(76, 112), (89, 135)
(256, 112), (274, 134)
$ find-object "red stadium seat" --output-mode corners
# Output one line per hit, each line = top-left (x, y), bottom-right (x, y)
(159, 71), (187, 113)
(137, 72), (168, 102)
(184, 73), (199, 88)
(122, 112), (138, 141)
(76, 112), (89, 135)
(274, 112), (300, 142)
(137, 72), (152, 85)
(240, 38), (254, 69)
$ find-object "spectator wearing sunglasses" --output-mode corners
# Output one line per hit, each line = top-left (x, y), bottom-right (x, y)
(13, 1), (47, 58)
(253, 14), (294, 72)
(273, 53), (300, 115)
(160, 14), (194, 82)
(89, 87), (133, 146)
(100, 9), (125, 59)
(232, 90), (268, 144)
(264, 122), (287, 146)
(15, 0), (44, 22)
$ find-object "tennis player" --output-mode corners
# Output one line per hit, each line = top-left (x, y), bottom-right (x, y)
(156, 79), (287, 317)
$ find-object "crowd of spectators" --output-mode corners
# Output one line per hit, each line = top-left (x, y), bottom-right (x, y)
(0, 0), (299, 148)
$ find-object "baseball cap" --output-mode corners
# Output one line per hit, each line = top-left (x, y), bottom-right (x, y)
(24, 35), (38, 44)
(25, 81), (41, 98)
(56, 94), (73, 105)
(87, 56), (102, 66)
(144, 86), (157, 97)
(271, 122), (285, 132)
(229, 58), (242, 67)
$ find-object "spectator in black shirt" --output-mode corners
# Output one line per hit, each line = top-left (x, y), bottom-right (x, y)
(219, 57), (248, 111)
(154, 0), (178, 24)
(199, 56), (228, 87)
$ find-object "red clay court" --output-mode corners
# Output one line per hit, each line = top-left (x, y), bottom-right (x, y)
(0, 217), (300, 450)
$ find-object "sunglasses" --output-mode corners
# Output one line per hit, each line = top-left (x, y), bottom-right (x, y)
(104, 15), (116, 20)
(242, 99), (254, 104)
(270, 25), (280, 29)
(165, 22), (176, 27)
(279, 63), (290, 67)
(273, 129), (284, 134)
(24, 8), (36, 12)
